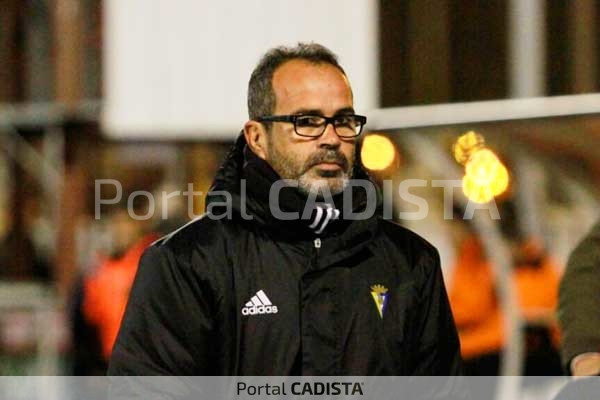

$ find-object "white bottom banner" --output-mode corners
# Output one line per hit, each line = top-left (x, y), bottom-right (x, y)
(1, 376), (598, 400)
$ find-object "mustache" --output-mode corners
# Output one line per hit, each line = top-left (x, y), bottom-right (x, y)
(305, 150), (349, 171)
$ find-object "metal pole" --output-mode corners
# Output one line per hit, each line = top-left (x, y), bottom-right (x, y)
(508, 0), (546, 98)
(505, 2), (546, 392)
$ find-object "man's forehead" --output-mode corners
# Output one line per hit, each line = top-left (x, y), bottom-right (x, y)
(273, 59), (347, 85)
(272, 59), (353, 112)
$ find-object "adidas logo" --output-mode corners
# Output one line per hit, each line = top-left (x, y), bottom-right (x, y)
(241, 290), (279, 316)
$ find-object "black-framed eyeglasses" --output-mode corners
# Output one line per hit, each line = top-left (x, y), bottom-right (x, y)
(255, 114), (367, 138)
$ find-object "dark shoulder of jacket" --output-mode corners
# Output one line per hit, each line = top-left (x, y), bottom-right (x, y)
(376, 218), (441, 273)
(147, 213), (236, 272)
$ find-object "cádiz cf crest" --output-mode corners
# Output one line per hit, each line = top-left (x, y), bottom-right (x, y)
(370, 284), (389, 318)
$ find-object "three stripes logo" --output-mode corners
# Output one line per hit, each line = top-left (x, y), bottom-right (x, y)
(241, 290), (279, 316)
(308, 204), (341, 235)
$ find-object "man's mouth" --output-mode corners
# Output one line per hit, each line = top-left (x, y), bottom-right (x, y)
(309, 153), (348, 170)
(315, 162), (343, 171)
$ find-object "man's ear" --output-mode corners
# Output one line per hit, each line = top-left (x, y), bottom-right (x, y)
(244, 120), (268, 160)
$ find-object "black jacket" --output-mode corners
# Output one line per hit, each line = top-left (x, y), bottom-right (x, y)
(108, 135), (462, 375)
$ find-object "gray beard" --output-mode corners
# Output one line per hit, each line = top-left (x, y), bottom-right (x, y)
(297, 174), (350, 196)
(267, 152), (353, 197)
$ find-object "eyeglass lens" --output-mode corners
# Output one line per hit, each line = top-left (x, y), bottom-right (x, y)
(295, 115), (362, 137)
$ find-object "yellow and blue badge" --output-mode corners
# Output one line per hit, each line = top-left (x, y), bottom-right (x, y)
(370, 284), (389, 318)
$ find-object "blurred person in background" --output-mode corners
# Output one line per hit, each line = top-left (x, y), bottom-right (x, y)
(71, 196), (159, 374)
(448, 205), (562, 375)
(558, 218), (600, 376)
(512, 236), (562, 375)
(448, 219), (500, 374)
(108, 42), (461, 376)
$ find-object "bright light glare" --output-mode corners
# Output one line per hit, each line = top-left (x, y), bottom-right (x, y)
(462, 174), (495, 203)
(452, 131), (485, 165)
(361, 134), (396, 171)
(462, 148), (510, 203)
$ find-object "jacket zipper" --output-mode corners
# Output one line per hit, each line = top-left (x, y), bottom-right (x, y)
(311, 237), (321, 268)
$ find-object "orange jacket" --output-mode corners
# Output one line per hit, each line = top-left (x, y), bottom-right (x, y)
(448, 236), (560, 359)
(83, 234), (159, 360)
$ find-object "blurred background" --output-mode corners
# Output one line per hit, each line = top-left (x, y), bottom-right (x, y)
(0, 0), (598, 378)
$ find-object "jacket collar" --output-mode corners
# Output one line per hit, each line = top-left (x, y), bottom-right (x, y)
(207, 133), (379, 244)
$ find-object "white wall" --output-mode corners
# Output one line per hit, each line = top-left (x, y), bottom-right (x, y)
(103, 0), (379, 140)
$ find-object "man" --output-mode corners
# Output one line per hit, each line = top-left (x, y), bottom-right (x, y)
(82, 202), (159, 368)
(108, 43), (461, 375)
(558, 219), (600, 376)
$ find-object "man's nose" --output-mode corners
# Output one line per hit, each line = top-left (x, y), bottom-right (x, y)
(318, 122), (341, 148)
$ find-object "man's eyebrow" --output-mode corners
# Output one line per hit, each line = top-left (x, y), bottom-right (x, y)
(291, 108), (323, 115)
(290, 107), (355, 116)
(334, 107), (356, 116)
